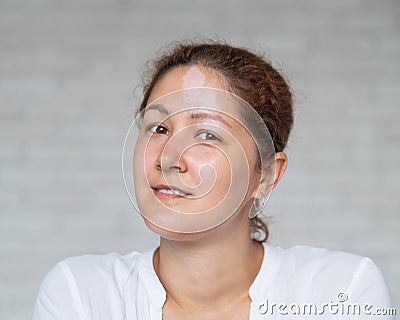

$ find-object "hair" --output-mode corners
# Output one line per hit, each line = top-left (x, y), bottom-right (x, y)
(139, 39), (294, 242)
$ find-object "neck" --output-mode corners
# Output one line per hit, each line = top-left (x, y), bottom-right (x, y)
(153, 214), (264, 312)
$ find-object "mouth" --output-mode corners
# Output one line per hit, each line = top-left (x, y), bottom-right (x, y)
(152, 184), (192, 198)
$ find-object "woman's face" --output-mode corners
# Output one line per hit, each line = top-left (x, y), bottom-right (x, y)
(133, 66), (263, 235)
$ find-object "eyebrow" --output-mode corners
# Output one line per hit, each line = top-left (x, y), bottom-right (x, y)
(190, 111), (232, 128)
(145, 104), (232, 128)
(145, 103), (169, 115)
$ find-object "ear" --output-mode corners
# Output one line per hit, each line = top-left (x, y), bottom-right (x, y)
(251, 152), (288, 199)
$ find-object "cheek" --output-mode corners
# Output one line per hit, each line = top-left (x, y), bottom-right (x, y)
(213, 162), (232, 195)
(244, 145), (262, 191)
(133, 140), (144, 179)
(186, 146), (232, 192)
(134, 138), (159, 183)
(143, 143), (159, 176)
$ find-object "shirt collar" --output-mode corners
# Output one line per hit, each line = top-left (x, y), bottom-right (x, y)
(137, 246), (166, 310)
(137, 242), (281, 310)
(249, 242), (281, 302)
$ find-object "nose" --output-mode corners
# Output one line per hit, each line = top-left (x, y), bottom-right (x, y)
(156, 135), (188, 173)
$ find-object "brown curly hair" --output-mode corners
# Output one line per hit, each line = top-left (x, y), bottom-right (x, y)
(138, 39), (294, 242)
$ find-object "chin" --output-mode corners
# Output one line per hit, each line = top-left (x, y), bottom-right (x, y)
(142, 217), (215, 242)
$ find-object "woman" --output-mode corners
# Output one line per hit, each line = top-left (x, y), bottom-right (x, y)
(33, 41), (394, 319)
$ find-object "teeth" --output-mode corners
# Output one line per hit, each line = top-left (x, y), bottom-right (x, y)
(157, 188), (189, 197)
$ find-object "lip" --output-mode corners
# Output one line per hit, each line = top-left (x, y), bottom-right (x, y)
(151, 184), (192, 199)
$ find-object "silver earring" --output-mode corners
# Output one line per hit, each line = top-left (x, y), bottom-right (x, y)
(249, 198), (266, 218)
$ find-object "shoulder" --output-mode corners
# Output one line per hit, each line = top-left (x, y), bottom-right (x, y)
(263, 243), (367, 290)
(61, 250), (143, 285)
(267, 243), (388, 286)
(271, 244), (366, 275)
(263, 244), (393, 307)
(32, 249), (153, 319)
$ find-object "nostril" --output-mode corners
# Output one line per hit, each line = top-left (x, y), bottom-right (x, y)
(159, 163), (183, 172)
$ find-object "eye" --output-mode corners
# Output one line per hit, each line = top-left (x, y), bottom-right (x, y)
(197, 131), (221, 141)
(149, 124), (169, 135)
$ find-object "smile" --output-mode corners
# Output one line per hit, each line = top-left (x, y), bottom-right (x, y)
(152, 185), (192, 198)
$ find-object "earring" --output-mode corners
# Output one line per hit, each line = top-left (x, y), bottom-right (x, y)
(249, 197), (266, 219)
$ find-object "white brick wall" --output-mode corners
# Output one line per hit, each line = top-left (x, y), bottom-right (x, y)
(1, 0), (399, 318)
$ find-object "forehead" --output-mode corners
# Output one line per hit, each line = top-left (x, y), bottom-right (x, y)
(148, 66), (226, 105)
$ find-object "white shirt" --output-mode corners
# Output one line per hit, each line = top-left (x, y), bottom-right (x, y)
(32, 243), (395, 319)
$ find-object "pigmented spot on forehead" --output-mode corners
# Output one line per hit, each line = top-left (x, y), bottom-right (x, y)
(182, 66), (206, 88)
